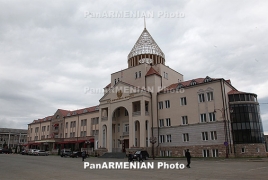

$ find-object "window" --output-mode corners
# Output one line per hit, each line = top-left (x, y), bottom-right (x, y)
(139, 71), (141, 78)
(82, 119), (87, 126)
(114, 79), (117, 84)
(159, 119), (164, 127)
(241, 148), (245, 153)
(166, 118), (171, 126)
(212, 149), (218, 157)
(256, 148), (260, 153)
(159, 135), (165, 143)
(160, 150), (165, 157)
(165, 100), (170, 108)
(166, 134), (172, 142)
(118, 124), (120, 132)
(135, 138), (137, 147)
(209, 112), (215, 122)
(199, 93), (205, 102)
(166, 150), (171, 157)
(65, 122), (68, 128)
(190, 81), (197, 85)
(145, 121), (148, 130)
(65, 133), (67, 138)
(200, 113), (207, 123)
(180, 97), (187, 106)
(183, 133), (189, 142)
(207, 92), (214, 101)
(124, 124), (129, 132)
(47, 125), (49, 131)
(158, 102), (163, 109)
(202, 132), (208, 141)
(118, 78), (119, 82)
(210, 131), (217, 140)
(182, 116), (188, 125)
(203, 149), (209, 157)
(125, 109), (128, 116)
(135, 72), (138, 79)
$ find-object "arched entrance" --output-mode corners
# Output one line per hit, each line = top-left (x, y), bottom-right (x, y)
(134, 120), (140, 147)
(112, 106), (129, 152)
(102, 125), (107, 148)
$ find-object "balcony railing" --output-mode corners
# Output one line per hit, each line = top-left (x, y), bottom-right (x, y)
(101, 117), (108, 121)
(132, 111), (141, 116)
(123, 132), (129, 136)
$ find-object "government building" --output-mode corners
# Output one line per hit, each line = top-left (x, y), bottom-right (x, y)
(27, 27), (266, 158)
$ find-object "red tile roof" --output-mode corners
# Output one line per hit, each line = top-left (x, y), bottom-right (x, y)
(228, 90), (247, 95)
(105, 83), (111, 88)
(145, 67), (161, 77)
(160, 77), (220, 92)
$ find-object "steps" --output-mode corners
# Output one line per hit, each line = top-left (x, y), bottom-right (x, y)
(99, 152), (126, 159)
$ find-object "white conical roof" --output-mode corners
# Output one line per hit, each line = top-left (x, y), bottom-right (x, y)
(128, 28), (165, 59)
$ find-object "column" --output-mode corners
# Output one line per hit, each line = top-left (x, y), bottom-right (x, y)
(107, 107), (113, 152)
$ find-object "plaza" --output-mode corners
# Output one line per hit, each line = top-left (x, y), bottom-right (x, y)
(0, 154), (268, 180)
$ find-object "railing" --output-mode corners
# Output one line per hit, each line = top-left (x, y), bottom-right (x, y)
(101, 117), (108, 121)
(132, 111), (141, 116)
(123, 132), (129, 136)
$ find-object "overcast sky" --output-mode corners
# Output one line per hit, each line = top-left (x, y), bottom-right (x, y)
(1, 0), (268, 134)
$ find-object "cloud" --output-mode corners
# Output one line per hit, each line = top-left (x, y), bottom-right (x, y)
(1, 0), (268, 134)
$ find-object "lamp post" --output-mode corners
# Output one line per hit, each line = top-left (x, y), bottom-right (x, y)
(214, 107), (233, 158)
(150, 136), (157, 160)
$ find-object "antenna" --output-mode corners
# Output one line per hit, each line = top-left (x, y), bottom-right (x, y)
(144, 16), (146, 29)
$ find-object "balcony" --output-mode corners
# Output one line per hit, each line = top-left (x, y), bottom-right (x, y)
(123, 131), (129, 136)
(132, 111), (141, 116)
(101, 117), (108, 121)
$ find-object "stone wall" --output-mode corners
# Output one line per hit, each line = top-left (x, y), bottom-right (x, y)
(234, 143), (266, 157)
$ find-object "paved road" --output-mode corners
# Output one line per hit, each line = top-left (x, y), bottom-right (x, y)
(0, 154), (268, 180)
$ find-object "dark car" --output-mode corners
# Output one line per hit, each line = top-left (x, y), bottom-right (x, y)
(133, 150), (149, 160)
(60, 149), (72, 157)
(70, 151), (82, 158)
(0, 148), (11, 154)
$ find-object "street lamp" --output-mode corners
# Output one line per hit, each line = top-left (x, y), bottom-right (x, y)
(214, 107), (233, 158)
(150, 136), (157, 160)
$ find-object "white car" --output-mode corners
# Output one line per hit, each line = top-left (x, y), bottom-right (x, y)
(34, 150), (49, 156)
(28, 149), (38, 155)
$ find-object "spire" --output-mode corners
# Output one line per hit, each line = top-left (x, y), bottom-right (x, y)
(144, 16), (146, 29)
(128, 28), (165, 59)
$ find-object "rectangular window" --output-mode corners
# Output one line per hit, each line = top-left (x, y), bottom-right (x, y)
(158, 101), (163, 109)
(182, 116), (188, 125)
(70, 133), (72, 138)
(139, 71), (141, 78)
(118, 124), (120, 132)
(159, 135), (165, 143)
(200, 113), (207, 123)
(124, 124), (129, 132)
(202, 132), (208, 141)
(183, 133), (189, 142)
(209, 112), (216, 122)
(159, 119), (164, 127)
(65, 122), (68, 128)
(212, 149), (218, 157)
(135, 72), (138, 79)
(207, 92), (214, 101)
(160, 150), (165, 157)
(65, 133), (67, 138)
(210, 131), (217, 140)
(203, 149), (209, 157)
(166, 118), (171, 126)
(166, 150), (171, 157)
(165, 100), (170, 108)
(241, 148), (245, 153)
(166, 134), (172, 142)
(114, 79), (117, 84)
(180, 97), (187, 106)
(199, 93), (205, 102)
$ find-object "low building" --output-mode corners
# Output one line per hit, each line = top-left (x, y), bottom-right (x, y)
(0, 128), (27, 151)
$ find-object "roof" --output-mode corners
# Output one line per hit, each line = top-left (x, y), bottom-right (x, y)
(105, 83), (111, 88)
(227, 89), (255, 95)
(65, 105), (99, 117)
(160, 76), (219, 93)
(128, 28), (165, 59)
(145, 67), (161, 77)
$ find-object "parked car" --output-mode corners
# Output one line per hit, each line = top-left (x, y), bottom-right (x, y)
(34, 150), (49, 156)
(61, 149), (72, 157)
(70, 151), (82, 158)
(0, 148), (11, 154)
(21, 150), (28, 155)
(28, 149), (38, 155)
(133, 150), (149, 160)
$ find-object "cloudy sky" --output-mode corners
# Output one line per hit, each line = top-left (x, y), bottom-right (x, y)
(1, 0), (268, 134)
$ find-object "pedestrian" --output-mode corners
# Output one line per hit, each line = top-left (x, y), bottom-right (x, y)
(185, 149), (191, 168)
(82, 151), (86, 162)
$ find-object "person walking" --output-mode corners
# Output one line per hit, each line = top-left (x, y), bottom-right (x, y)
(185, 149), (191, 168)
(82, 151), (86, 162)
